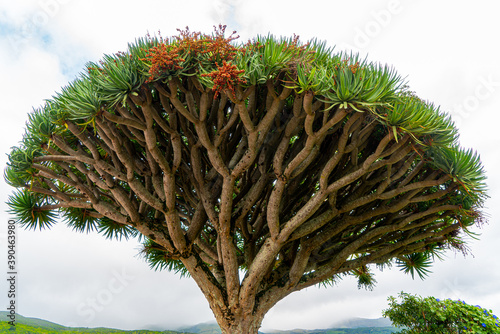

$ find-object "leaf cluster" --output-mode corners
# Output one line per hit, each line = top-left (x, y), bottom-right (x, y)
(383, 292), (500, 333)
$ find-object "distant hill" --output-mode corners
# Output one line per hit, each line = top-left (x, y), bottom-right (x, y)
(264, 328), (397, 334)
(0, 312), (398, 334)
(179, 322), (268, 334)
(184, 320), (398, 334)
(178, 322), (222, 333)
(259, 317), (398, 334)
(0, 311), (67, 330)
(330, 317), (393, 328)
(0, 312), (192, 334)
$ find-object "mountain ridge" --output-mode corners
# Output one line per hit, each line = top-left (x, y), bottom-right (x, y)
(330, 317), (393, 328)
(1, 312), (397, 334)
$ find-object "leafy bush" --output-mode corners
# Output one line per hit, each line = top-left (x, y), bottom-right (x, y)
(383, 292), (500, 333)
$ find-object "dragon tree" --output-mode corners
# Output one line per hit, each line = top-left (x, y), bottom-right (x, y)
(5, 26), (487, 333)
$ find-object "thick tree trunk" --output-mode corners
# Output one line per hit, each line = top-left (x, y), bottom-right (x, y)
(181, 256), (268, 334)
(217, 314), (264, 334)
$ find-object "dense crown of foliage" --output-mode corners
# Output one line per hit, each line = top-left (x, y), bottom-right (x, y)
(384, 292), (500, 333)
(5, 26), (487, 332)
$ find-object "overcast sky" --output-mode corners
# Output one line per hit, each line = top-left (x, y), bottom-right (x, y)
(0, 0), (499, 332)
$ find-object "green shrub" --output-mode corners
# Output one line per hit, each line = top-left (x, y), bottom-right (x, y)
(383, 292), (500, 333)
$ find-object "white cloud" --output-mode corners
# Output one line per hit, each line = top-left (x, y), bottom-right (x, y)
(48, 1), (225, 58)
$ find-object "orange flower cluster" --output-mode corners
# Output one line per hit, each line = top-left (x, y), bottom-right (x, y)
(142, 25), (242, 83)
(203, 24), (240, 62)
(143, 42), (185, 82)
(349, 61), (361, 74)
(331, 59), (363, 86)
(334, 59), (361, 74)
(283, 34), (309, 54)
(202, 61), (246, 99)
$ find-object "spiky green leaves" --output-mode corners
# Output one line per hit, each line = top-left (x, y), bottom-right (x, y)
(98, 217), (139, 240)
(61, 207), (100, 233)
(7, 190), (140, 239)
(287, 54), (404, 110)
(5, 146), (43, 187)
(382, 96), (458, 146)
(429, 146), (487, 198)
(88, 53), (147, 105)
(7, 190), (57, 230)
(352, 265), (378, 290)
(396, 252), (433, 280)
(25, 107), (58, 146)
(236, 35), (312, 86)
(347, 251), (436, 286)
(140, 239), (189, 277)
(54, 76), (102, 123)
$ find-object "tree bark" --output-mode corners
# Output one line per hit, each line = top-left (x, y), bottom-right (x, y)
(215, 310), (264, 334)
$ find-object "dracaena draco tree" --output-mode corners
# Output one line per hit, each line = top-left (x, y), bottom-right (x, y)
(5, 26), (487, 334)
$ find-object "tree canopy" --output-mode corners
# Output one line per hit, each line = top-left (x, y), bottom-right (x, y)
(5, 26), (487, 333)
